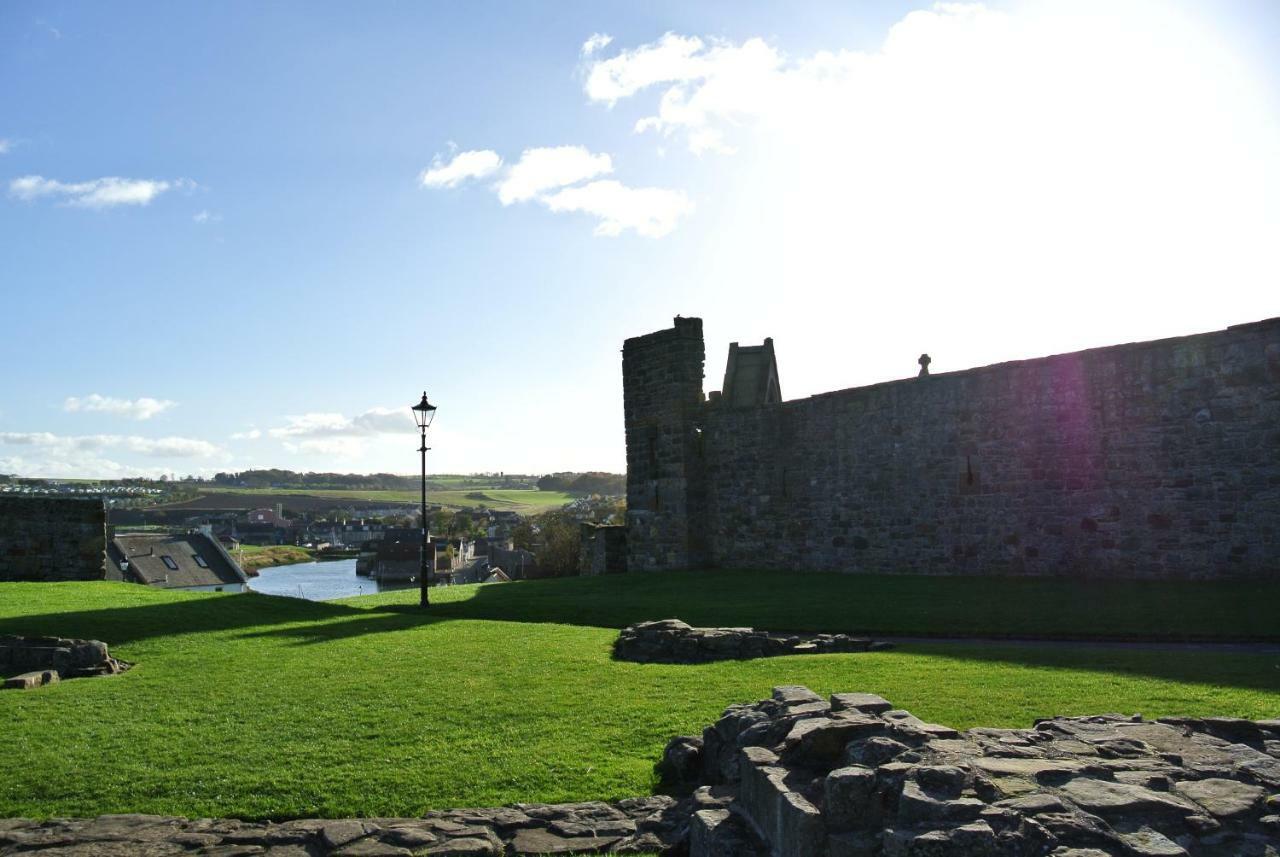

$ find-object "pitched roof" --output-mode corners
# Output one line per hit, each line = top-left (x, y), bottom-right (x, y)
(108, 532), (248, 589)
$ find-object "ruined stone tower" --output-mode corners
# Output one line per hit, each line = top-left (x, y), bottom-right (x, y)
(621, 316), (709, 571)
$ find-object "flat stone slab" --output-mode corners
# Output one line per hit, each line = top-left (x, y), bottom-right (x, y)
(1173, 777), (1266, 818)
(1, 669), (59, 690)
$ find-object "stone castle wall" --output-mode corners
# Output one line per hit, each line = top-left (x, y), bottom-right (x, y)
(623, 316), (1280, 578)
(623, 316), (710, 571)
(0, 497), (107, 582)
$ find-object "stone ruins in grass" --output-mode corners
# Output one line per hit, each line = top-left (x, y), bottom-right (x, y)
(614, 619), (893, 664)
(0, 635), (129, 690)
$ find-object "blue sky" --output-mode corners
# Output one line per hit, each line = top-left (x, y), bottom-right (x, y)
(3, 0), (1279, 478)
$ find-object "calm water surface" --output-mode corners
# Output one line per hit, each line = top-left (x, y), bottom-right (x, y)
(247, 558), (414, 601)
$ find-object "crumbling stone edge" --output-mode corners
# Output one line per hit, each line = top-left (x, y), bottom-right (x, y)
(1, 635), (129, 691)
(614, 618), (894, 664)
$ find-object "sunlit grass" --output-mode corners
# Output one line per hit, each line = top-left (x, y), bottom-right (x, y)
(0, 576), (1275, 820)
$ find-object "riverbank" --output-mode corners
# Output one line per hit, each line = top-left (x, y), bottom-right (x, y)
(235, 545), (316, 575)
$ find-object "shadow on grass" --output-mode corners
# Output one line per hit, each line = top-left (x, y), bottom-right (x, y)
(230, 603), (1280, 697)
(4, 575), (1278, 694)
(420, 570), (1280, 643)
(0, 591), (398, 648)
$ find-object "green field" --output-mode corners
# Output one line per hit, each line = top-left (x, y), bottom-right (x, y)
(202, 486), (574, 514)
(0, 572), (1277, 820)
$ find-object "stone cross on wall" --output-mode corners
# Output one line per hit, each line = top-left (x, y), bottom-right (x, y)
(918, 353), (931, 377)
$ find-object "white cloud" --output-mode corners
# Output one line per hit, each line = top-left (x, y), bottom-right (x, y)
(496, 146), (613, 205)
(541, 180), (694, 237)
(192, 209), (222, 224)
(0, 454), (199, 480)
(584, 32), (707, 105)
(267, 407), (413, 439)
(0, 432), (223, 458)
(10, 175), (195, 209)
(419, 149), (503, 188)
(282, 438), (366, 457)
(64, 394), (176, 421)
(230, 428), (262, 441)
(0, 139), (11, 155)
(581, 33), (613, 57)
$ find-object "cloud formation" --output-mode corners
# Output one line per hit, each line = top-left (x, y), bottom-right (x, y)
(422, 144), (691, 237)
(419, 149), (503, 188)
(64, 394), (176, 421)
(0, 431), (222, 458)
(581, 33), (613, 57)
(496, 146), (613, 205)
(584, 32), (707, 106)
(0, 139), (11, 155)
(267, 407), (412, 439)
(10, 175), (195, 208)
(542, 180), (693, 238)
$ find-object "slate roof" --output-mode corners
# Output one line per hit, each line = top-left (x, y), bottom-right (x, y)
(107, 532), (248, 589)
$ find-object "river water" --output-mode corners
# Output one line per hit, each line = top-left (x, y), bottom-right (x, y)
(246, 558), (415, 601)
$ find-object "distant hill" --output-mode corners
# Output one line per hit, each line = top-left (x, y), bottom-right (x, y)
(535, 472), (625, 496)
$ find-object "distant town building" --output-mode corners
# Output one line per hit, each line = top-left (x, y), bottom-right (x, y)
(107, 531), (248, 592)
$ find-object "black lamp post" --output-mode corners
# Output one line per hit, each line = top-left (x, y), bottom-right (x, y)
(411, 391), (437, 608)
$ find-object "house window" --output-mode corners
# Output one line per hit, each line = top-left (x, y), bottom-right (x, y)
(161, 555), (179, 571)
(193, 554), (209, 568)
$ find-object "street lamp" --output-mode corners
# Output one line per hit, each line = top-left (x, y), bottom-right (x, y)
(411, 391), (437, 608)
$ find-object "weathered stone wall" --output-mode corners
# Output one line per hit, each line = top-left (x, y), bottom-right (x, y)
(0, 497), (107, 582)
(624, 316), (1280, 578)
(580, 523), (628, 575)
(623, 316), (709, 572)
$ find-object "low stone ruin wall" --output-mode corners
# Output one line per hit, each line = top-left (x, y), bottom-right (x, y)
(667, 686), (1280, 856)
(0, 797), (688, 855)
(614, 619), (893, 664)
(0, 635), (128, 690)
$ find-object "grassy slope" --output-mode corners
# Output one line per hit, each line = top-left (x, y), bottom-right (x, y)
(235, 545), (316, 574)
(0, 573), (1276, 820)
(195, 486), (574, 514)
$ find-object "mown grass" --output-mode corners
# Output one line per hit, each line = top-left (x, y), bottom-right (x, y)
(0, 573), (1276, 820)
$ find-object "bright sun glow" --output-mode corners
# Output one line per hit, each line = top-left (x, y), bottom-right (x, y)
(585, 0), (1280, 399)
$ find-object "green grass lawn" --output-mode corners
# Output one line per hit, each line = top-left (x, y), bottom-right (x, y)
(0, 572), (1277, 820)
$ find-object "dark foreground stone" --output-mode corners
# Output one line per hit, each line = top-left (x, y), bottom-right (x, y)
(668, 687), (1280, 856)
(614, 619), (894, 664)
(0, 635), (129, 687)
(0, 798), (689, 856)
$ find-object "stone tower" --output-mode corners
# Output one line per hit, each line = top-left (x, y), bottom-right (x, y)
(622, 316), (708, 571)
